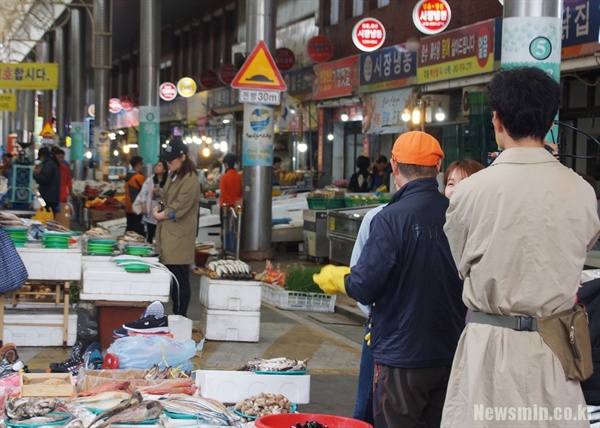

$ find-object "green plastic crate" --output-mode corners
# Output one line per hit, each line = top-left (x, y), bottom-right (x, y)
(307, 198), (345, 210)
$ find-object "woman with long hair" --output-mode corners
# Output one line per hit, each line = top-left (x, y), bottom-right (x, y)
(139, 160), (168, 243)
(153, 138), (201, 317)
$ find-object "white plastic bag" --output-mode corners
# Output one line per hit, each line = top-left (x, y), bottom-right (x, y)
(107, 336), (199, 371)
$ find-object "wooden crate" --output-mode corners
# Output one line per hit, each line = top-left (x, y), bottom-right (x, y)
(21, 373), (75, 397)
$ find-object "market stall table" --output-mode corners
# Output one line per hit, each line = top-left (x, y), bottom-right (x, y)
(0, 246), (82, 347)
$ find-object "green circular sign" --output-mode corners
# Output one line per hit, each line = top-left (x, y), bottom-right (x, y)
(146, 113), (155, 121)
(529, 37), (552, 61)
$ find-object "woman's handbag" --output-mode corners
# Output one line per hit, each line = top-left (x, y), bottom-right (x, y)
(0, 229), (28, 295)
(132, 194), (143, 215)
(538, 304), (593, 381)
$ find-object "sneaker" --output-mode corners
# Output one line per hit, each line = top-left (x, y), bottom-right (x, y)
(113, 328), (130, 338)
(50, 357), (83, 374)
(0, 344), (19, 363)
(123, 315), (169, 333)
(50, 342), (101, 375)
(84, 350), (104, 370)
(141, 301), (165, 319)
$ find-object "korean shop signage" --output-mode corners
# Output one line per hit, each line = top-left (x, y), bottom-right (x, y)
(0, 63), (59, 90)
(417, 19), (496, 84)
(312, 56), (359, 100)
(413, 0), (451, 35)
(561, 0), (600, 58)
(359, 45), (417, 93)
(353, 17), (386, 52)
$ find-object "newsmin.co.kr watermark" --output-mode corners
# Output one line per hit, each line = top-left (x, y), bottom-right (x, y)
(474, 404), (588, 422)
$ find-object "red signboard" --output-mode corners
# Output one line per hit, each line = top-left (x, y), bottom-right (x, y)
(200, 70), (218, 89)
(159, 82), (177, 101)
(413, 0), (452, 35)
(108, 98), (122, 114)
(312, 56), (359, 100)
(219, 64), (237, 85)
(275, 48), (296, 71)
(307, 36), (334, 63)
(352, 18), (386, 52)
(120, 96), (133, 112)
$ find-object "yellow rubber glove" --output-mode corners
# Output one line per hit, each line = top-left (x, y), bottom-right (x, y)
(313, 265), (351, 295)
(365, 323), (372, 346)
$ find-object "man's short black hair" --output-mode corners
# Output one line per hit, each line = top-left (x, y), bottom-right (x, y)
(488, 66), (561, 142)
(375, 155), (388, 164)
(273, 156), (281, 164)
(356, 155), (370, 169)
(223, 153), (237, 168)
(130, 156), (143, 168)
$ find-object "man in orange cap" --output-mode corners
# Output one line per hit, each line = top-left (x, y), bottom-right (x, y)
(314, 131), (465, 428)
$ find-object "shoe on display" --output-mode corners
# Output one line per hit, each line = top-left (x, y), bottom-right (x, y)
(84, 350), (104, 370)
(0, 343), (19, 363)
(141, 301), (165, 319)
(50, 342), (101, 375)
(113, 328), (130, 338)
(123, 315), (169, 333)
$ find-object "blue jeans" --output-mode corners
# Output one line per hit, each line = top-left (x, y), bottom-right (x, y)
(353, 324), (374, 424)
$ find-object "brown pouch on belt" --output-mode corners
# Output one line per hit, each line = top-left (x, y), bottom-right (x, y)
(537, 303), (593, 382)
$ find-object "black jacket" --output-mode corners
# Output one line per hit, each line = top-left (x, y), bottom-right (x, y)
(346, 178), (466, 368)
(33, 159), (60, 208)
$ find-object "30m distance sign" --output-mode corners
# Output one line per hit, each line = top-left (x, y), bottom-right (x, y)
(239, 89), (281, 105)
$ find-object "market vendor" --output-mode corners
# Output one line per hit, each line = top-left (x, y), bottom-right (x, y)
(219, 153), (242, 212)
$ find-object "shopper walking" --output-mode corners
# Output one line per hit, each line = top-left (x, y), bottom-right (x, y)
(33, 146), (60, 214)
(154, 138), (201, 317)
(314, 131), (465, 428)
(124, 156), (145, 236)
(441, 67), (600, 428)
(138, 160), (167, 244)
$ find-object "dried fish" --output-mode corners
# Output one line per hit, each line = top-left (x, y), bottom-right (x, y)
(159, 393), (238, 425)
(87, 390), (142, 428)
(4, 397), (63, 420)
(8, 412), (70, 425)
(241, 357), (308, 372)
(94, 400), (162, 428)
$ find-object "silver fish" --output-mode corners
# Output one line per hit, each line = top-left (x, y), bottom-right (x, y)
(87, 390), (142, 428)
(95, 401), (162, 428)
(8, 413), (70, 426)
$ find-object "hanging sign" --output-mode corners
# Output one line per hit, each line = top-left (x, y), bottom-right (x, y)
(413, 0), (452, 35)
(40, 121), (56, 138)
(231, 41), (287, 91)
(352, 17), (386, 52)
(0, 63), (59, 90)
(0, 93), (16, 112)
(177, 77), (197, 98)
(200, 70), (219, 89)
(159, 82), (177, 101)
(313, 56), (359, 100)
(307, 36), (334, 63)
(275, 48), (296, 71)
(219, 64), (238, 85)
(120, 96), (134, 112)
(108, 98), (123, 114)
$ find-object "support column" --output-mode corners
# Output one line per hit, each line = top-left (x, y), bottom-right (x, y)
(16, 88), (36, 162)
(54, 26), (67, 143)
(502, 0), (562, 140)
(38, 40), (53, 125)
(93, 0), (112, 179)
(240, 0), (276, 261)
(69, 7), (86, 179)
(139, 0), (161, 175)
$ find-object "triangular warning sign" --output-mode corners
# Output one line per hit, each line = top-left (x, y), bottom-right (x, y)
(40, 121), (56, 138)
(231, 41), (287, 91)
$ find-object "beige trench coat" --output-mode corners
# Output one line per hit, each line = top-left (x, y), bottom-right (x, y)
(442, 148), (600, 427)
(156, 171), (201, 265)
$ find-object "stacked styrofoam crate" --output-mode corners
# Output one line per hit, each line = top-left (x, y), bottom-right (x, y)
(3, 309), (77, 346)
(198, 275), (261, 342)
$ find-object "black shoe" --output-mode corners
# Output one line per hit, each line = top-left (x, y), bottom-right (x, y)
(123, 315), (169, 333)
(50, 342), (101, 375)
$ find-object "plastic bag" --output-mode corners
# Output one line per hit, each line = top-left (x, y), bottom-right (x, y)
(106, 336), (199, 371)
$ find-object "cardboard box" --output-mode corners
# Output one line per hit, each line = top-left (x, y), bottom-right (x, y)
(195, 369), (310, 404)
(199, 276), (262, 311)
(21, 373), (75, 397)
(199, 306), (260, 342)
(89, 209), (125, 226)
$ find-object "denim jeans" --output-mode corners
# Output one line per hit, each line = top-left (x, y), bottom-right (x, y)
(353, 324), (374, 424)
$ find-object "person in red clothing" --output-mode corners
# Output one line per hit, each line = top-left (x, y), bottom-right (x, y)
(219, 153), (242, 209)
(124, 156), (146, 235)
(51, 147), (72, 203)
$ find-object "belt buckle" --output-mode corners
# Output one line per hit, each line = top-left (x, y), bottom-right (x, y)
(516, 316), (534, 331)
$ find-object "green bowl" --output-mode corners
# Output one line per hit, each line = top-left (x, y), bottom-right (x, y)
(89, 239), (117, 245)
(44, 243), (69, 249)
(123, 264), (150, 273)
(88, 243), (115, 249)
(3, 227), (28, 232)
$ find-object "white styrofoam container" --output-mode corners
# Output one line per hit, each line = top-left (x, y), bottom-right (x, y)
(82, 260), (171, 299)
(79, 292), (169, 303)
(168, 315), (193, 343)
(17, 247), (82, 281)
(199, 276), (262, 311)
(197, 226), (221, 249)
(199, 306), (260, 342)
(3, 310), (77, 346)
(195, 370), (310, 404)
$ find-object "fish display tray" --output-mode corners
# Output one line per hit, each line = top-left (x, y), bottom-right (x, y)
(261, 283), (336, 313)
(16, 247), (82, 281)
(194, 369), (310, 404)
(199, 276), (262, 311)
(21, 373), (75, 397)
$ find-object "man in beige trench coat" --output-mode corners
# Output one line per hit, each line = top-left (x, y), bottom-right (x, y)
(441, 66), (600, 427)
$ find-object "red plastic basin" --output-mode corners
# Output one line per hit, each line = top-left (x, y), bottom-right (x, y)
(255, 413), (373, 428)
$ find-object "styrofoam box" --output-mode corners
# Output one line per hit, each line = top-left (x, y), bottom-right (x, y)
(197, 226), (221, 249)
(16, 247), (82, 281)
(168, 315), (193, 343)
(199, 276), (262, 311)
(199, 305), (260, 342)
(3, 310), (77, 346)
(82, 260), (171, 300)
(195, 369), (310, 404)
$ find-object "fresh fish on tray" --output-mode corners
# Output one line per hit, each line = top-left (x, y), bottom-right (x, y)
(159, 393), (238, 425)
(92, 400), (162, 428)
(8, 412), (71, 426)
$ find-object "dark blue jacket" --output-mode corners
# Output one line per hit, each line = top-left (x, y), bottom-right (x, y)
(345, 178), (465, 368)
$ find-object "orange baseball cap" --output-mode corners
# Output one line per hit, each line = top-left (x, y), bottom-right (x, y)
(391, 131), (444, 166)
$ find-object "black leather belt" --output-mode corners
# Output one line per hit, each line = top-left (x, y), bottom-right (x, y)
(470, 311), (538, 332)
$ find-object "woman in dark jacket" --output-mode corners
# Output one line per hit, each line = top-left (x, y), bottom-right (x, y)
(33, 146), (61, 214)
(348, 155), (373, 193)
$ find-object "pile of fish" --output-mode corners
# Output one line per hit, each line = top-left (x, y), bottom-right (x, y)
(45, 220), (72, 233)
(241, 357), (309, 372)
(159, 393), (239, 425)
(135, 378), (198, 395)
(206, 259), (253, 280)
(3, 397), (70, 426)
(234, 392), (293, 418)
(118, 231), (147, 244)
(86, 391), (162, 428)
(143, 364), (189, 380)
(0, 211), (26, 228)
(85, 227), (112, 237)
